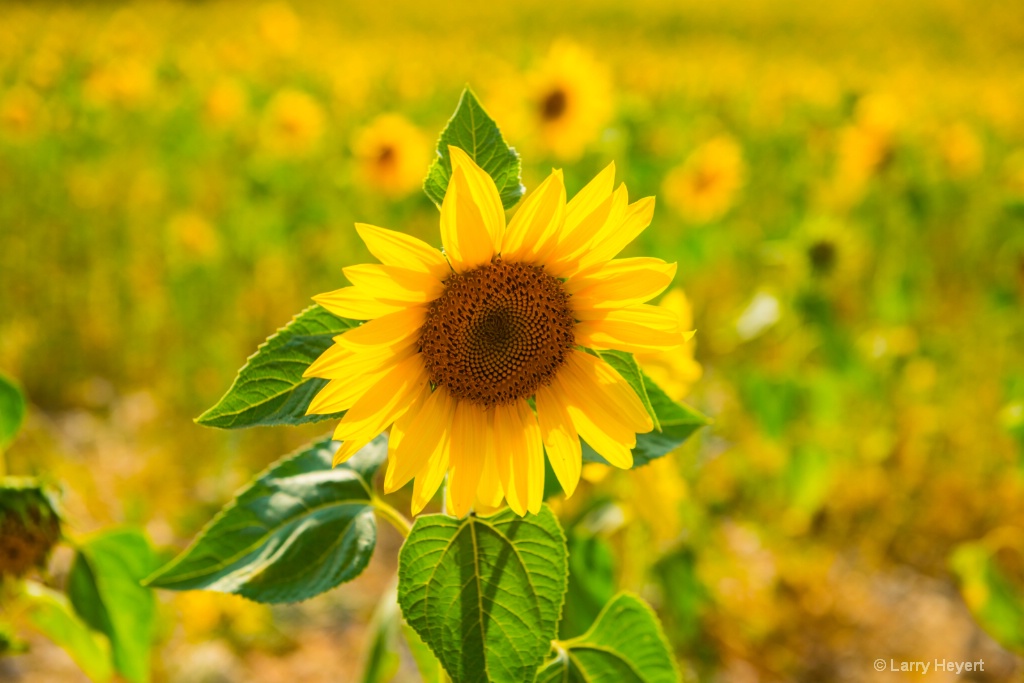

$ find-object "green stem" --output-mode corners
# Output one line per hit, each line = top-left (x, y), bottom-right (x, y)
(371, 496), (413, 538)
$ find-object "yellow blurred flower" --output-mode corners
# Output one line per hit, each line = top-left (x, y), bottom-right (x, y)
(258, 2), (302, 56)
(352, 114), (430, 196)
(0, 86), (47, 142)
(662, 136), (745, 224)
(525, 41), (613, 160)
(168, 211), (222, 262)
(794, 216), (866, 289)
(634, 288), (702, 402)
(204, 79), (249, 129)
(176, 591), (274, 642)
(940, 122), (984, 179)
(258, 89), (326, 158)
(83, 59), (155, 109)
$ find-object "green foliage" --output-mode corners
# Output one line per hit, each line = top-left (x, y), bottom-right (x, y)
(950, 541), (1024, 651)
(196, 305), (357, 429)
(402, 622), (444, 683)
(146, 436), (386, 603)
(559, 530), (616, 639)
(582, 357), (709, 468)
(398, 505), (568, 683)
(361, 588), (402, 683)
(423, 87), (525, 211)
(654, 547), (708, 646)
(67, 529), (158, 683)
(23, 582), (113, 682)
(0, 372), (26, 448)
(536, 593), (679, 683)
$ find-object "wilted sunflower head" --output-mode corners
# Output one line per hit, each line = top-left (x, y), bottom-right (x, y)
(353, 114), (430, 196)
(0, 478), (61, 578)
(662, 136), (745, 224)
(526, 41), (613, 160)
(306, 147), (691, 517)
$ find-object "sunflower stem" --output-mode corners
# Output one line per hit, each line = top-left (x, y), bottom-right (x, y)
(371, 496), (412, 538)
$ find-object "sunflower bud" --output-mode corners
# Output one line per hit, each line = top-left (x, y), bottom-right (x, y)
(0, 478), (61, 578)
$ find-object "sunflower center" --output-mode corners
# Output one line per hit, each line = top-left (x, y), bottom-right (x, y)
(377, 145), (396, 166)
(541, 88), (568, 121)
(419, 259), (575, 406)
(808, 239), (838, 275)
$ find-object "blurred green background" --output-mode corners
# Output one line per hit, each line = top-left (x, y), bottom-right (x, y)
(2, 0), (1024, 680)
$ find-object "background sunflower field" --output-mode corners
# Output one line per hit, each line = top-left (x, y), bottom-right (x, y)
(2, 0), (1024, 681)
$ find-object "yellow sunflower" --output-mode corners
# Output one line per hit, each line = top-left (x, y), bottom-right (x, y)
(352, 114), (430, 197)
(662, 136), (745, 224)
(306, 147), (687, 517)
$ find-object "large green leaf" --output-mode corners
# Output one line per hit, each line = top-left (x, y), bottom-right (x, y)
(67, 529), (157, 683)
(536, 593), (679, 683)
(0, 372), (26, 448)
(559, 530), (615, 639)
(402, 622), (444, 683)
(146, 436), (386, 603)
(423, 87), (525, 211)
(196, 305), (357, 429)
(582, 360), (710, 468)
(23, 581), (113, 682)
(397, 505), (568, 683)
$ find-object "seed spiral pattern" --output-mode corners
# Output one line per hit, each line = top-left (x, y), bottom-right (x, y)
(419, 259), (575, 406)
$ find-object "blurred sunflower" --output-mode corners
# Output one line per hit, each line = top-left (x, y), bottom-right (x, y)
(662, 136), (745, 224)
(257, 2), (302, 56)
(524, 41), (613, 160)
(352, 114), (430, 196)
(307, 147), (688, 517)
(794, 216), (866, 290)
(939, 122), (984, 179)
(0, 86), (47, 142)
(258, 88), (325, 159)
(204, 79), (248, 129)
(634, 288), (702, 401)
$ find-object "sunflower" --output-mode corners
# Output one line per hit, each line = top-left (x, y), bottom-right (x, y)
(662, 136), (745, 224)
(352, 114), (430, 197)
(258, 89), (325, 159)
(306, 147), (687, 517)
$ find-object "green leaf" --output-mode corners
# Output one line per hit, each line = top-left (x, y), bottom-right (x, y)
(582, 367), (709, 468)
(536, 593), (680, 683)
(196, 305), (357, 429)
(23, 581), (113, 682)
(0, 372), (26, 448)
(397, 505), (568, 683)
(654, 547), (708, 646)
(146, 436), (386, 603)
(67, 529), (157, 683)
(402, 622), (444, 683)
(597, 351), (660, 431)
(559, 530), (615, 639)
(423, 87), (525, 211)
(950, 541), (1024, 651)
(361, 587), (401, 683)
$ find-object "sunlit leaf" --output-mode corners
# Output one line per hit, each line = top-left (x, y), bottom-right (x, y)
(536, 593), (679, 683)
(397, 505), (568, 683)
(67, 529), (157, 683)
(402, 622), (444, 683)
(146, 436), (386, 604)
(0, 372), (26, 448)
(950, 540), (1024, 651)
(423, 87), (524, 210)
(196, 305), (357, 429)
(23, 581), (113, 683)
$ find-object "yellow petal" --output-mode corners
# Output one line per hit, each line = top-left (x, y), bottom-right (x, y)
(335, 306), (426, 348)
(563, 350), (653, 434)
(304, 339), (416, 381)
(439, 167), (497, 272)
(493, 403), (526, 516)
(307, 372), (385, 415)
(501, 170), (566, 262)
(546, 184), (627, 276)
(344, 264), (445, 303)
(514, 399), (545, 514)
(476, 416), (505, 511)
(447, 401), (488, 518)
(313, 287), (406, 320)
(388, 383), (431, 454)
(575, 305), (689, 353)
(448, 146), (505, 250)
(355, 223), (450, 278)
(565, 161), (615, 229)
(535, 383), (582, 497)
(385, 387), (456, 493)
(568, 258), (677, 310)
(410, 435), (450, 515)
(571, 196), (656, 276)
(332, 355), (429, 445)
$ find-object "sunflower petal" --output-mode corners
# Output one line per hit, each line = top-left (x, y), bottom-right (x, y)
(568, 257), (677, 310)
(385, 387), (456, 493)
(575, 305), (689, 353)
(448, 146), (505, 249)
(493, 403), (526, 516)
(410, 435), (450, 515)
(440, 167), (498, 271)
(547, 184), (627, 275)
(535, 383), (582, 497)
(572, 196), (656, 275)
(565, 161), (615, 228)
(502, 170), (566, 262)
(563, 350), (653, 433)
(344, 263), (445, 303)
(476, 416), (505, 510)
(335, 305), (426, 349)
(355, 223), (450, 278)
(313, 287), (406, 320)
(304, 339), (416, 381)
(447, 401), (488, 518)
(332, 354), (429, 442)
